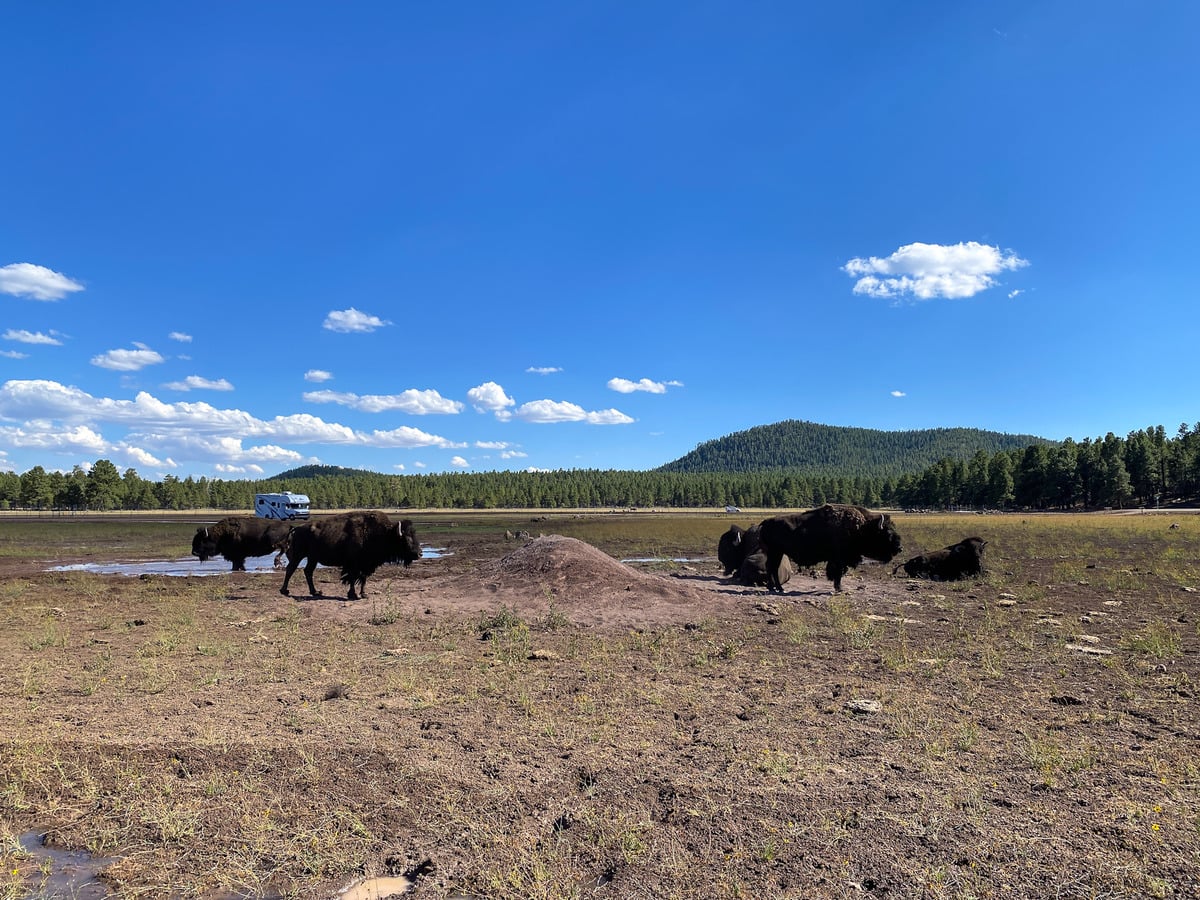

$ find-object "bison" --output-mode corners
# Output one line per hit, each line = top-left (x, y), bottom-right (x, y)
(735, 550), (794, 588)
(191, 517), (292, 572)
(279, 511), (421, 600)
(718, 523), (762, 575)
(894, 536), (987, 581)
(757, 503), (903, 593)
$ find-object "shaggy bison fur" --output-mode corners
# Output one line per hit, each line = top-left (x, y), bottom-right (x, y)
(757, 503), (903, 593)
(279, 511), (421, 600)
(191, 517), (292, 572)
(894, 536), (987, 581)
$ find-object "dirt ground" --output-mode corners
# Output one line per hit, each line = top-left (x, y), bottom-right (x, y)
(0, 514), (1198, 899)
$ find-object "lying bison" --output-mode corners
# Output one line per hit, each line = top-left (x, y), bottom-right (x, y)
(894, 536), (987, 581)
(758, 503), (902, 593)
(191, 517), (292, 571)
(735, 550), (794, 588)
(718, 524), (761, 575)
(279, 511), (421, 600)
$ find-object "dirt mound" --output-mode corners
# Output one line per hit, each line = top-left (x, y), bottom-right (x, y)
(475, 534), (734, 626)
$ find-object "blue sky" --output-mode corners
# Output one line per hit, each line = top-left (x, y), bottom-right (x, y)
(2, 2), (1197, 479)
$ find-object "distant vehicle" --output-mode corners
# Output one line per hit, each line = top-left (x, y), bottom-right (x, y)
(725, 505), (741, 513)
(254, 492), (311, 520)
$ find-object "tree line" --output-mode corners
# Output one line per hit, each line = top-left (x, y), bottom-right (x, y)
(2, 423), (1198, 513)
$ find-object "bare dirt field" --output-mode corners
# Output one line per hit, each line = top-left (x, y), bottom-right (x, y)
(1, 510), (1198, 899)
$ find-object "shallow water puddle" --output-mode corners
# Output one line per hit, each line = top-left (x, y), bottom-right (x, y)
(47, 547), (450, 577)
(620, 556), (713, 564)
(17, 830), (115, 899)
(337, 875), (414, 899)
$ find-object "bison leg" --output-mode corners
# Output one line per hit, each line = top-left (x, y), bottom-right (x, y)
(763, 549), (785, 593)
(280, 557), (300, 596)
(231, 557), (247, 572)
(304, 561), (322, 598)
(825, 560), (848, 592)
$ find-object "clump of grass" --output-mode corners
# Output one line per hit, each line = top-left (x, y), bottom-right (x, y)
(1120, 621), (1182, 658)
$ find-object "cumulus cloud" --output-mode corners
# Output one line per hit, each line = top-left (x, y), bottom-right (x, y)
(1008, 289), (1024, 299)
(526, 366), (562, 375)
(120, 445), (175, 469)
(215, 463), (265, 475)
(0, 350), (28, 359)
(607, 377), (683, 394)
(91, 343), (165, 372)
(169, 332), (192, 343)
(323, 308), (390, 333)
(162, 375), (234, 392)
(475, 441), (510, 450)
(0, 263), (85, 301)
(4, 329), (62, 346)
(510, 399), (634, 425)
(305, 369), (333, 383)
(0, 380), (467, 456)
(450, 456), (470, 468)
(891, 390), (906, 398)
(501, 450), (528, 459)
(468, 381), (516, 414)
(0, 424), (108, 453)
(526, 466), (552, 473)
(842, 241), (1028, 301)
(303, 388), (463, 415)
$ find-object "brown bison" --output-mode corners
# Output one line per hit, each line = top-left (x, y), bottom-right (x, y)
(894, 537), (987, 581)
(718, 523), (762, 575)
(758, 504), (903, 593)
(279, 511), (421, 600)
(191, 517), (292, 571)
(735, 550), (794, 588)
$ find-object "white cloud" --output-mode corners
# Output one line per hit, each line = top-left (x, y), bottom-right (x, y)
(303, 388), (463, 415)
(414, 461), (427, 468)
(525, 466), (552, 473)
(468, 381), (516, 414)
(0, 263), (84, 301)
(842, 241), (1028, 301)
(393, 463), (405, 471)
(500, 450), (528, 459)
(162, 375), (234, 392)
(91, 344), (165, 371)
(891, 390), (906, 398)
(475, 441), (510, 449)
(607, 377), (683, 394)
(4, 329), (63, 346)
(0, 350), (28, 359)
(450, 455), (470, 468)
(1008, 289), (1024, 299)
(0, 424), (108, 453)
(0, 380), (467, 457)
(304, 369), (333, 383)
(511, 399), (634, 425)
(215, 463), (265, 475)
(526, 366), (562, 375)
(121, 445), (174, 468)
(323, 308), (390, 333)
(169, 332), (192, 343)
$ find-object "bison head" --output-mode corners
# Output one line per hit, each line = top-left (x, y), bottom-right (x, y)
(191, 526), (219, 562)
(862, 514), (903, 564)
(395, 519), (421, 567)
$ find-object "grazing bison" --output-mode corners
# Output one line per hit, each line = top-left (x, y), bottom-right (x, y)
(757, 503), (903, 593)
(191, 517), (292, 572)
(894, 537), (987, 581)
(279, 511), (421, 600)
(718, 523), (762, 575)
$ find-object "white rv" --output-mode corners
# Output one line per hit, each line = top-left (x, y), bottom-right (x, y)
(254, 491), (311, 520)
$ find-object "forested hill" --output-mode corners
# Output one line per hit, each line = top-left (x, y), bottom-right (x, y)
(658, 420), (1054, 478)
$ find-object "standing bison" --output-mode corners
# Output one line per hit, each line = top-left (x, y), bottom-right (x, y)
(894, 537), (987, 581)
(279, 511), (421, 600)
(191, 517), (292, 572)
(757, 504), (902, 593)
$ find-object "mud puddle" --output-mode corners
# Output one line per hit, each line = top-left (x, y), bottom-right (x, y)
(48, 547), (451, 577)
(16, 830), (115, 899)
